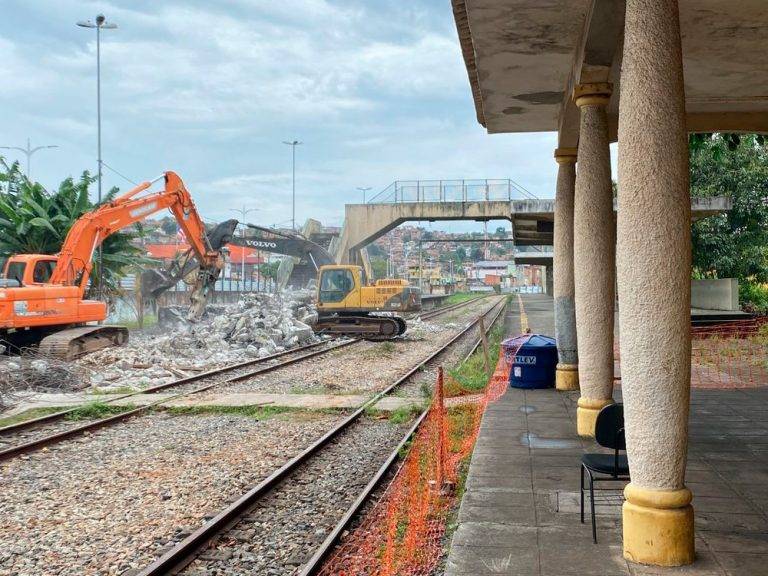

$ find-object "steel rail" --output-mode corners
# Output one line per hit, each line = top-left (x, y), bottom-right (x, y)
(136, 296), (507, 576)
(0, 340), (330, 436)
(0, 294), (482, 436)
(0, 295), (490, 461)
(298, 297), (507, 575)
(0, 340), (356, 462)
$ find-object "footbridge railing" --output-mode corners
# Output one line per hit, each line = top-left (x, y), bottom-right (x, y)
(367, 179), (538, 204)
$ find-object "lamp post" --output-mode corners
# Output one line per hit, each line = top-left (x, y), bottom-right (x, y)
(77, 13), (117, 298)
(282, 140), (302, 230)
(229, 206), (259, 289)
(357, 186), (371, 204)
(0, 139), (58, 180)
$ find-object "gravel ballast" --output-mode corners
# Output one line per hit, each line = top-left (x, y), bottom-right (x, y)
(179, 415), (413, 576)
(0, 410), (339, 576)
(199, 297), (501, 398)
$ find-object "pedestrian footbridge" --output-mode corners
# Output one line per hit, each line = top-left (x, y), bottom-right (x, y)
(333, 179), (730, 264)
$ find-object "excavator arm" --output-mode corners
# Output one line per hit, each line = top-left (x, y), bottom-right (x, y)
(50, 171), (222, 319)
(141, 221), (334, 299)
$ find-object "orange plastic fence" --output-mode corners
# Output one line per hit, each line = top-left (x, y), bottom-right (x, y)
(317, 350), (513, 576)
(612, 318), (768, 389)
(690, 318), (768, 388)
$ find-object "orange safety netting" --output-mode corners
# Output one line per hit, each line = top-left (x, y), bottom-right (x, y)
(612, 318), (768, 389)
(317, 350), (511, 576)
(690, 317), (768, 388)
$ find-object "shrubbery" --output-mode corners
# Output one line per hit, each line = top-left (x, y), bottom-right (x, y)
(739, 282), (768, 315)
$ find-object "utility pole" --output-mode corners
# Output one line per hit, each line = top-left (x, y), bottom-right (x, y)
(77, 13), (117, 298)
(0, 139), (58, 180)
(229, 206), (259, 289)
(282, 140), (302, 230)
(357, 186), (372, 204)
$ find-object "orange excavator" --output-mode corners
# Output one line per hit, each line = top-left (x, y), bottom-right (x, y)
(0, 171), (224, 358)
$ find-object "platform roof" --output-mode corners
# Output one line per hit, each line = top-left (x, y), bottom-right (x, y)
(452, 0), (768, 145)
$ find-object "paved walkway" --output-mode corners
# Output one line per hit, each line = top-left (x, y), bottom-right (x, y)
(445, 294), (768, 576)
(2, 391), (421, 414)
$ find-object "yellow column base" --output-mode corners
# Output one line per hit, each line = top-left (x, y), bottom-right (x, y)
(576, 397), (614, 437)
(556, 363), (579, 391)
(623, 484), (695, 567)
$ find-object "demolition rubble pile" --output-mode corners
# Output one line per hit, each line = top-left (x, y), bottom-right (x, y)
(79, 290), (321, 391)
(0, 350), (89, 411)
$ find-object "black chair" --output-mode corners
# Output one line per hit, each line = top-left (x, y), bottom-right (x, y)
(580, 403), (630, 543)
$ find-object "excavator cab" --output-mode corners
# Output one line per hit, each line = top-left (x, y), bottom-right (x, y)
(318, 266), (359, 305)
(313, 265), (420, 340)
(2, 255), (59, 286)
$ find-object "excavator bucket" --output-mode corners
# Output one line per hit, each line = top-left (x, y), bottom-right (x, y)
(185, 219), (238, 321)
(186, 267), (219, 321)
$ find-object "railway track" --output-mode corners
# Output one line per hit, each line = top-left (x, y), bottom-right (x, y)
(135, 296), (507, 575)
(0, 295), (490, 462)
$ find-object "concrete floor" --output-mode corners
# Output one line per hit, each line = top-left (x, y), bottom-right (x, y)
(445, 294), (768, 576)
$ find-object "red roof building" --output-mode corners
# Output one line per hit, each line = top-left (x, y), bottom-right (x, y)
(143, 243), (264, 265)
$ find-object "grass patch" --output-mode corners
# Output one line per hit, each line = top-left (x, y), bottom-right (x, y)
(365, 403), (422, 424)
(446, 322), (505, 396)
(389, 404), (423, 425)
(446, 405), (480, 452)
(379, 341), (397, 354)
(361, 341), (399, 359)
(0, 406), (69, 428)
(442, 292), (480, 306)
(65, 401), (138, 421)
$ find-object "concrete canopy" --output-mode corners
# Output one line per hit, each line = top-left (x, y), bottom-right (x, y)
(452, 0), (768, 145)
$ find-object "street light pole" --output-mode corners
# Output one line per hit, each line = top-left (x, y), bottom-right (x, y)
(229, 206), (259, 289)
(282, 140), (302, 231)
(0, 138), (59, 180)
(357, 186), (372, 204)
(77, 14), (117, 299)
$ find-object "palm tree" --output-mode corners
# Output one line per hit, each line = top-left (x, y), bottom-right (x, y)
(0, 158), (150, 296)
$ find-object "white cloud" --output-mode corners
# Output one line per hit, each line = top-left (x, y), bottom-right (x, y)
(0, 0), (560, 235)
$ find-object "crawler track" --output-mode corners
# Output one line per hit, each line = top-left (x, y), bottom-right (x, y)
(0, 295), (490, 461)
(135, 296), (506, 575)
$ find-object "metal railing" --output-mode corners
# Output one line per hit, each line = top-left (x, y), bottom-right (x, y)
(366, 179), (538, 204)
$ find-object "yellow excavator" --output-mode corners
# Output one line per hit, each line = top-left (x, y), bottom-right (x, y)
(313, 264), (421, 340)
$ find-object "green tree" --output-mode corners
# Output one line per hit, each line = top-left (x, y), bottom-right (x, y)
(456, 246), (467, 261)
(370, 257), (388, 279)
(160, 216), (178, 236)
(0, 158), (149, 296)
(258, 261), (280, 280)
(367, 243), (385, 258)
(689, 134), (768, 283)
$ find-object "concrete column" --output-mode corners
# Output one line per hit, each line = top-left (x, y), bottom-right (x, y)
(573, 82), (615, 436)
(544, 264), (554, 296)
(618, 0), (694, 566)
(553, 148), (578, 390)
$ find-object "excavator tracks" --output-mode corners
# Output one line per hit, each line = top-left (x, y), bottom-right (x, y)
(38, 325), (129, 360)
(313, 314), (407, 340)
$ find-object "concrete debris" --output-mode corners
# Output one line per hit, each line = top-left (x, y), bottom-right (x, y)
(79, 289), (323, 391)
(403, 317), (447, 340)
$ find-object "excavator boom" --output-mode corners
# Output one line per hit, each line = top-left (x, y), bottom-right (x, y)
(0, 171), (222, 357)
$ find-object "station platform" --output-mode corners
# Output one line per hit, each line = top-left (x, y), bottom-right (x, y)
(445, 294), (768, 576)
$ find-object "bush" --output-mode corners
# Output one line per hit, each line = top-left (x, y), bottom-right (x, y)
(740, 282), (768, 315)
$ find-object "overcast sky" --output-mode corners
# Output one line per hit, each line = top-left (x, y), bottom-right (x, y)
(1, 0), (566, 232)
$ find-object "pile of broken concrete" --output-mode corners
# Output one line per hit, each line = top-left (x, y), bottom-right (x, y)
(79, 289), (322, 391)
